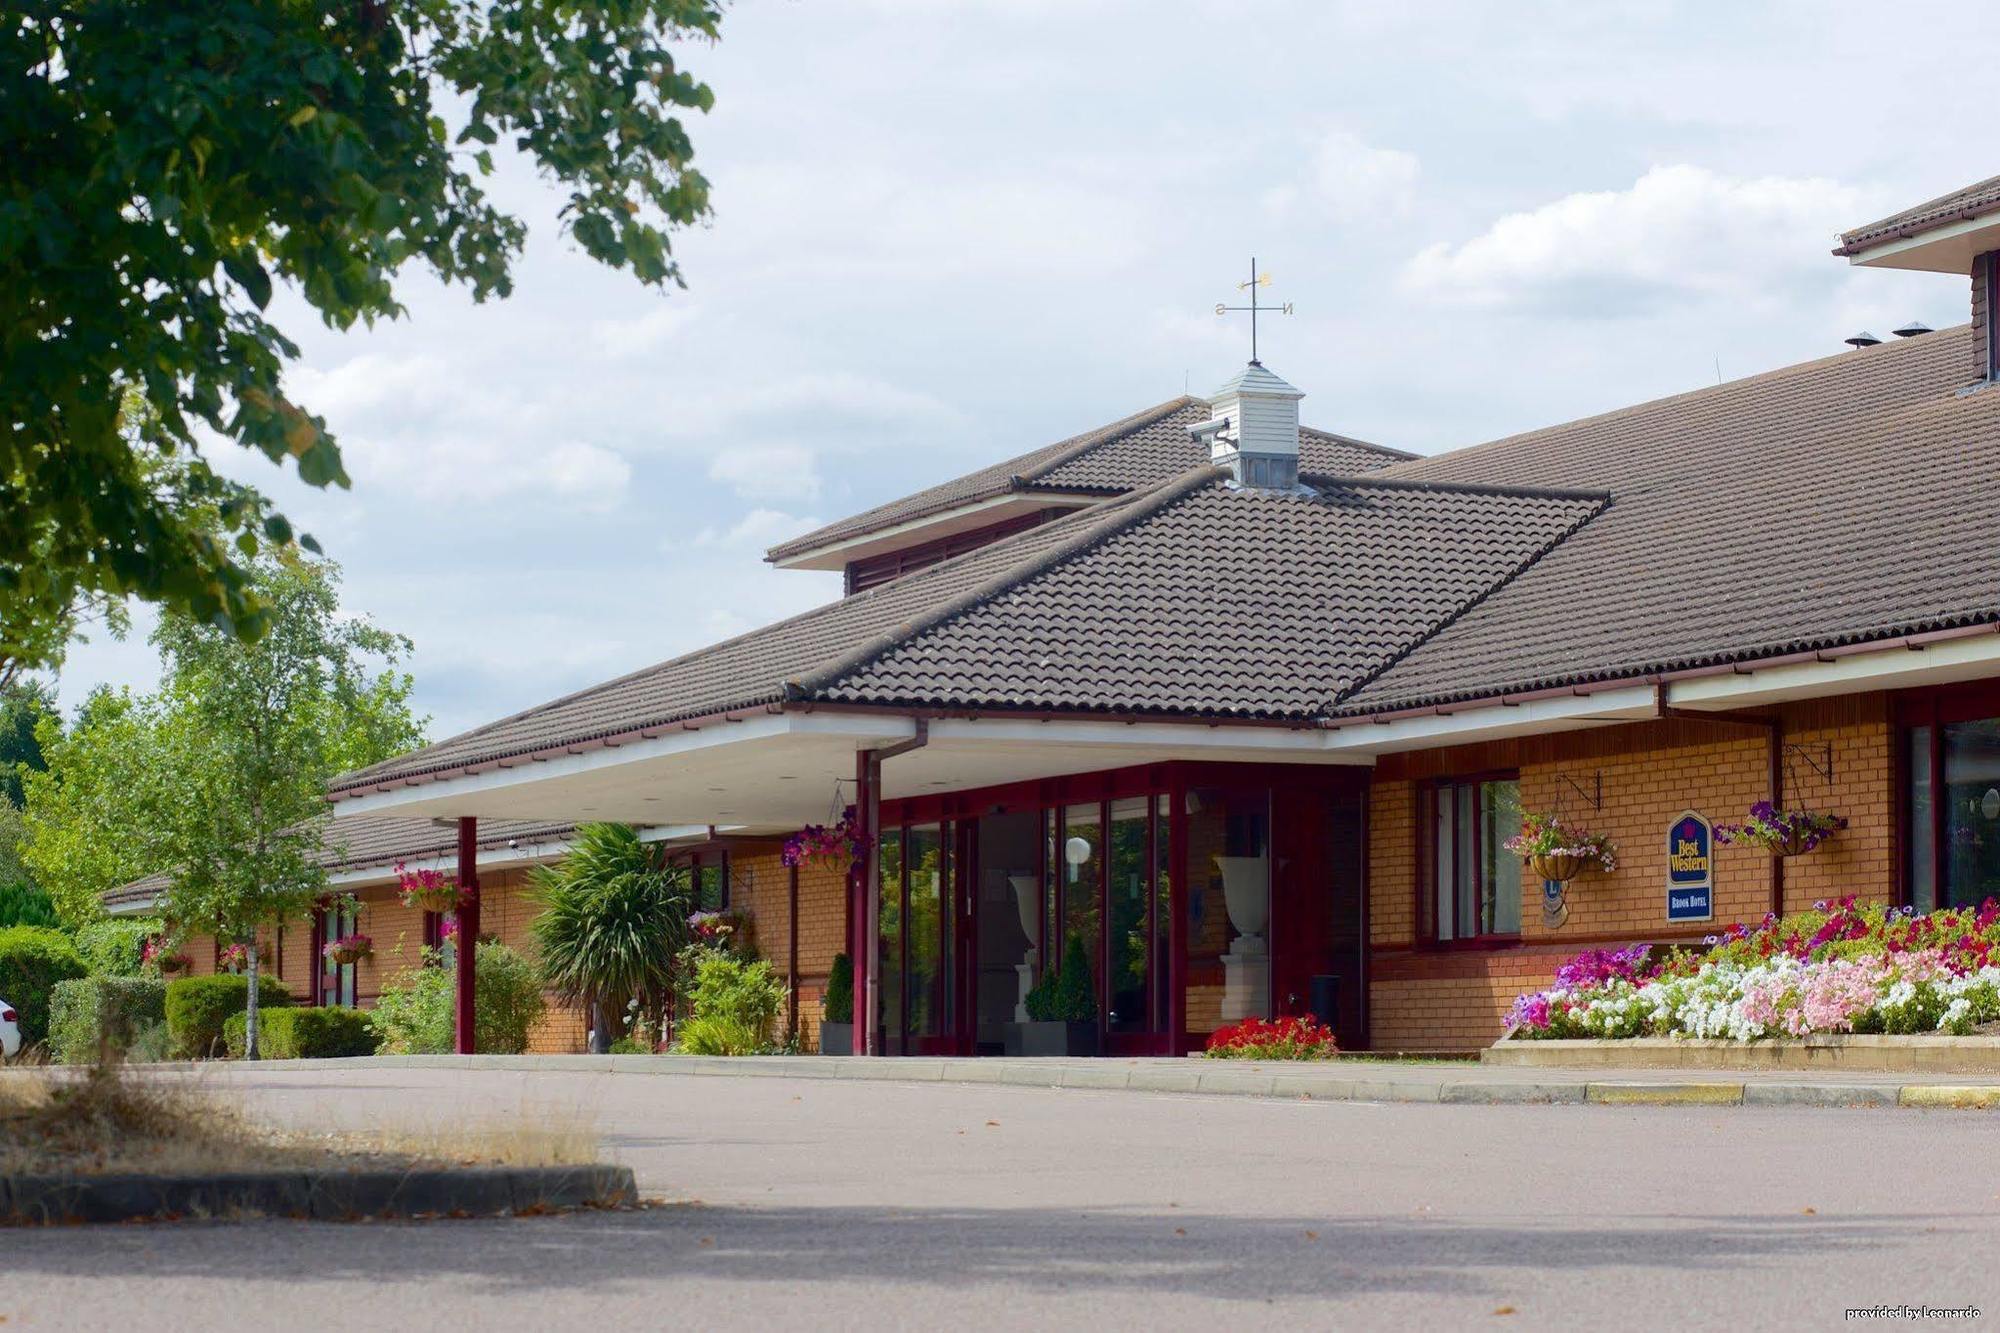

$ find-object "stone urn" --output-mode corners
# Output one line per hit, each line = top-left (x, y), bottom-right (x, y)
(1008, 875), (1041, 1023)
(1213, 854), (1270, 1022)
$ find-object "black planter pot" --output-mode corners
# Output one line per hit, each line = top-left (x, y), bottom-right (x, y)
(1009, 1020), (1100, 1057)
(819, 1021), (853, 1056)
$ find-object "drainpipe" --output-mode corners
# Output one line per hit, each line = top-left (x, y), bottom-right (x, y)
(1654, 685), (1784, 918)
(857, 720), (929, 1056)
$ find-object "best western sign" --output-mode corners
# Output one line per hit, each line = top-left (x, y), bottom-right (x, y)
(1666, 810), (1713, 923)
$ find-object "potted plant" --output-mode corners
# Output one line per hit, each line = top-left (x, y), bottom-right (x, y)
(1716, 801), (1847, 857)
(817, 952), (855, 1055)
(396, 862), (463, 914)
(1010, 930), (1099, 1057)
(323, 932), (373, 967)
(1503, 811), (1617, 883)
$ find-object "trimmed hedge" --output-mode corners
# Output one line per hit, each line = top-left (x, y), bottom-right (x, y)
(0, 925), (89, 1048)
(48, 976), (168, 1064)
(370, 942), (545, 1055)
(223, 1006), (378, 1059)
(164, 973), (294, 1058)
(73, 918), (162, 978)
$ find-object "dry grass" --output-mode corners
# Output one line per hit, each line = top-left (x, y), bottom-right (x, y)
(0, 1058), (602, 1178)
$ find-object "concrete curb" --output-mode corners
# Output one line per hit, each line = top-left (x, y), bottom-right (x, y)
(0, 1163), (636, 1227)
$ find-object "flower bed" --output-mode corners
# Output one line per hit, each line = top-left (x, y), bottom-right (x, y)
(1506, 899), (2000, 1041)
(1203, 1015), (1339, 1060)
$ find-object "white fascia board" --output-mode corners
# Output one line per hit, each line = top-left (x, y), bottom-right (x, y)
(332, 712), (916, 818)
(1846, 212), (2000, 272)
(104, 896), (161, 917)
(1667, 632), (2000, 710)
(1323, 685), (1661, 753)
(769, 493), (1099, 571)
(332, 822), (714, 887)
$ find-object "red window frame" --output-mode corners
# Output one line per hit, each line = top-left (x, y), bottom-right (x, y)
(1417, 770), (1524, 948)
(1986, 251), (2000, 380)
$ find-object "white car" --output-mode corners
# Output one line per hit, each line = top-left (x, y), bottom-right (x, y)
(0, 999), (17, 1059)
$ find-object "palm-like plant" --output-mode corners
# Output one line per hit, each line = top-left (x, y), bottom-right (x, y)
(529, 823), (692, 1053)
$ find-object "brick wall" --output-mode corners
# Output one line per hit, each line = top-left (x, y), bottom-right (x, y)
(1367, 693), (1895, 1052)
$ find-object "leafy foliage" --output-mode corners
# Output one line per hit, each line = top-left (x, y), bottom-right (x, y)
(530, 823), (691, 1038)
(674, 948), (784, 1056)
(371, 942), (545, 1055)
(20, 558), (422, 932)
(1024, 930), (1096, 1024)
(0, 680), (56, 805)
(73, 917), (161, 976)
(822, 952), (854, 1025)
(223, 1006), (377, 1059)
(0, 878), (60, 929)
(0, 924), (88, 1046)
(3, 0), (723, 663)
(163, 972), (293, 1058)
(48, 975), (167, 1063)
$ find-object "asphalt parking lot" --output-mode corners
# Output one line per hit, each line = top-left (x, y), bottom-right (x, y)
(9, 1064), (1996, 1330)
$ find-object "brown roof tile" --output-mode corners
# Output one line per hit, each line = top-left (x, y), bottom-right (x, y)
(1834, 175), (2000, 255)
(764, 397), (1411, 561)
(1342, 325), (2000, 711)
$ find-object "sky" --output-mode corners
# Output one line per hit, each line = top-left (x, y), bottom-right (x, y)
(55, 0), (1997, 740)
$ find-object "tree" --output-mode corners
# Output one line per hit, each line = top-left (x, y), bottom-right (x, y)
(21, 556), (424, 1054)
(530, 823), (692, 1053)
(4, 1), (723, 660)
(0, 679), (57, 807)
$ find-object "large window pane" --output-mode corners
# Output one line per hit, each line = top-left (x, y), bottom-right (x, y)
(906, 824), (944, 1040)
(1107, 797), (1150, 1034)
(1944, 719), (2000, 909)
(1910, 725), (1935, 912)
(1433, 788), (1457, 942)
(1481, 780), (1523, 935)
(1454, 786), (1478, 939)
(1186, 788), (1270, 1034)
(877, 828), (903, 1052)
(1060, 804), (1102, 998)
(1153, 794), (1172, 1034)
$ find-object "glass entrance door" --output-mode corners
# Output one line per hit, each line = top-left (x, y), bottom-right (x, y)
(1104, 796), (1169, 1053)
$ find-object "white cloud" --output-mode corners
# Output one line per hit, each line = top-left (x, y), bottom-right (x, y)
(589, 303), (700, 357)
(690, 506), (823, 549)
(1401, 165), (1870, 314)
(706, 444), (823, 501)
(1263, 128), (1420, 223)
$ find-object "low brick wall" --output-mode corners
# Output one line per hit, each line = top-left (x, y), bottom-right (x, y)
(1484, 1035), (2000, 1074)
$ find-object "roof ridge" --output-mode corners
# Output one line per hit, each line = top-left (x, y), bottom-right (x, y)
(333, 493), (1166, 791)
(1379, 325), (1966, 480)
(1298, 425), (1419, 462)
(785, 464), (1225, 701)
(1303, 472), (1612, 504)
(1319, 490), (1614, 714)
(1010, 396), (1200, 486)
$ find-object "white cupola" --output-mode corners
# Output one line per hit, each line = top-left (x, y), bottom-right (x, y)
(1197, 362), (1305, 489)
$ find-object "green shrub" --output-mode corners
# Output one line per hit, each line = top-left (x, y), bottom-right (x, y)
(607, 1035), (647, 1054)
(0, 880), (60, 930)
(164, 973), (294, 1058)
(371, 943), (546, 1055)
(675, 949), (784, 1056)
(48, 975), (168, 1063)
(1024, 931), (1096, 1024)
(822, 952), (853, 1024)
(0, 924), (89, 1047)
(73, 917), (162, 977)
(128, 1019), (173, 1063)
(223, 1006), (378, 1059)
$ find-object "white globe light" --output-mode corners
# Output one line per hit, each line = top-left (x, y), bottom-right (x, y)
(1064, 836), (1092, 867)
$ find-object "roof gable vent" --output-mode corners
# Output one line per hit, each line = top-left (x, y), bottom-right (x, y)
(1198, 362), (1305, 489)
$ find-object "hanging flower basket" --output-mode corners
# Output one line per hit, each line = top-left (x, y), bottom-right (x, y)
(1716, 802), (1846, 858)
(782, 806), (869, 870)
(324, 933), (373, 967)
(156, 951), (191, 975)
(1505, 811), (1617, 883)
(217, 943), (248, 973)
(396, 862), (464, 914)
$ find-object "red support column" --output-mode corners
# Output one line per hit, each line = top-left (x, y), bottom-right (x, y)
(454, 815), (480, 1055)
(855, 749), (880, 1056)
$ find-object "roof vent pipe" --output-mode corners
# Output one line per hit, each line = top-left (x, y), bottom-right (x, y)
(1198, 362), (1305, 489)
(1844, 330), (1883, 349)
(1892, 318), (1934, 338)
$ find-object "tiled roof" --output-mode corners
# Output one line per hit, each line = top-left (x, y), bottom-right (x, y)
(813, 477), (1607, 718)
(763, 397), (1411, 561)
(1342, 325), (2000, 712)
(1834, 175), (2000, 255)
(103, 815), (578, 907)
(336, 469), (1605, 792)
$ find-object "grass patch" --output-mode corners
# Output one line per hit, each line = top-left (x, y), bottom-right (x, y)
(0, 1058), (601, 1179)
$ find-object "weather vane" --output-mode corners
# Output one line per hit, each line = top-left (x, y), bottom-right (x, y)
(1214, 257), (1293, 366)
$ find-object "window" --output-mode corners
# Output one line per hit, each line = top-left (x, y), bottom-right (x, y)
(691, 851), (729, 912)
(1424, 777), (1522, 942)
(1906, 706), (2000, 912)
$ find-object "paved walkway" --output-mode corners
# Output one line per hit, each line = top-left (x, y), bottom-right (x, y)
(11, 1065), (1997, 1329)
(182, 1052), (2000, 1108)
